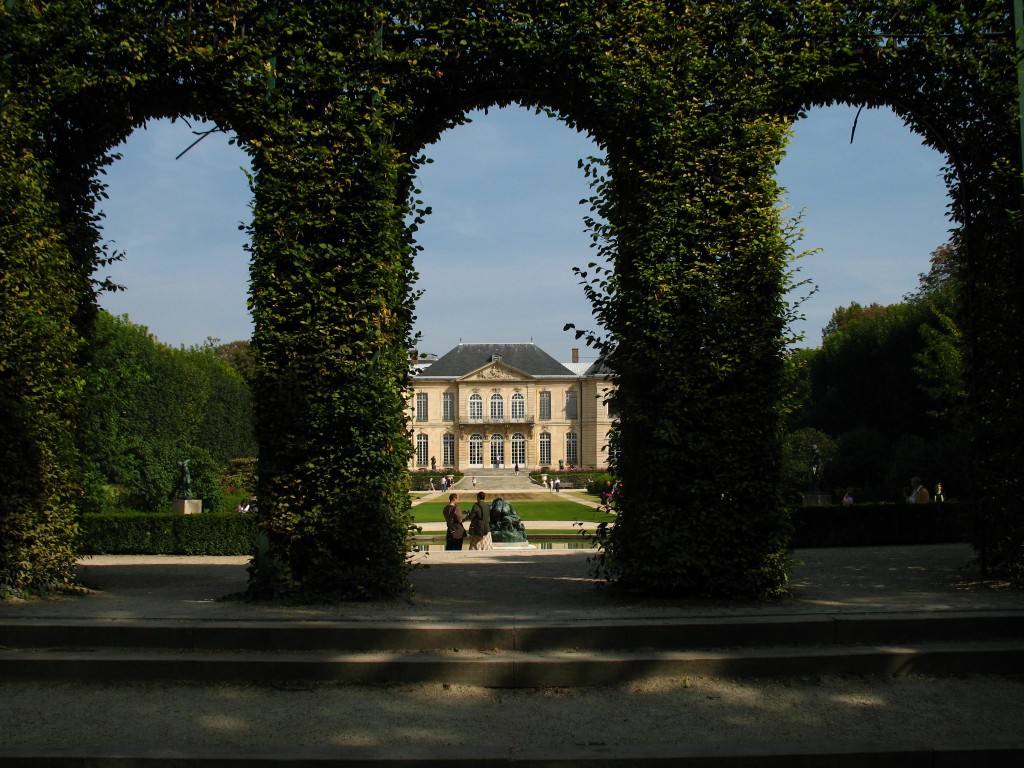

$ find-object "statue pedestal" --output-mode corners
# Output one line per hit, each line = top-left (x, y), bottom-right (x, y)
(172, 499), (202, 515)
(801, 493), (831, 507)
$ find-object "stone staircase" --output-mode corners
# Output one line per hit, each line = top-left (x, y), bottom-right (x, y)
(3, 612), (1024, 687)
(2, 612), (1023, 765)
(452, 467), (543, 491)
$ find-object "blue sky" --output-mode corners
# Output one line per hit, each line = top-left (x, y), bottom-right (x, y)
(97, 104), (951, 362)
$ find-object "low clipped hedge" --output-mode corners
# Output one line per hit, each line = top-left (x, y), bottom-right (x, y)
(79, 513), (257, 555)
(791, 502), (971, 548)
(78, 503), (971, 556)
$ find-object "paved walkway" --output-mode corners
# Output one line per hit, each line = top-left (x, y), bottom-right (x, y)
(1, 481), (1018, 623)
(2, 542), (1021, 623)
(2, 540), (1023, 766)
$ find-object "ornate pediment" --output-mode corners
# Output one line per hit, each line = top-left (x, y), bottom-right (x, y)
(463, 362), (527, 381)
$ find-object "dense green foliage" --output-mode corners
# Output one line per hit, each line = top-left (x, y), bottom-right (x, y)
(80, 312), (256, 513)
(79, 512), (256, 556)
(2, 2), (1022, 596)
(788, 288), (969, 503)
(783, 238), (985, 509)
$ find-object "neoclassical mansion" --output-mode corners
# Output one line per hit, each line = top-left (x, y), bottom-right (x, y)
(408, 343), (616, 472)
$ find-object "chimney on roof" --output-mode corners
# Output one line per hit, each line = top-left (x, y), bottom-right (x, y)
(571, 348), (579, 364)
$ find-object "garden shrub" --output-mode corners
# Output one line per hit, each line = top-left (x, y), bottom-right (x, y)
(79, 512), (256, 556)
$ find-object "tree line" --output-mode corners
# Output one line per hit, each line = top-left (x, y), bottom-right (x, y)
(81, 312), (256, 514)
(783, 241), (965, 503)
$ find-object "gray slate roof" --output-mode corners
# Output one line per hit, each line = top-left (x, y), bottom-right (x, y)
(417, 343), (577, 378)
(584, 357), (612, 376)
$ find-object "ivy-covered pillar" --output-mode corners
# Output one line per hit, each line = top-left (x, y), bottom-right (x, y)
(0, 107), (85, 593)
(959, 157), (1024, 582)
(246, 94), (417, 598)
(599, 99), (794, 598)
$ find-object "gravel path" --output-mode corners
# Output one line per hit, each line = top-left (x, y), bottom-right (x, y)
(2, 544), (1023, 759)
(1, 674), (1022, 754)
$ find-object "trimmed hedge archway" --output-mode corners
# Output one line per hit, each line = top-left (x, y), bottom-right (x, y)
(2, 2), (1021, 597)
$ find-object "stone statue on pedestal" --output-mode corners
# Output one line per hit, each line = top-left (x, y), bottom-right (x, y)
(808, 445), (822, 492)
(176, 459), (193, 500)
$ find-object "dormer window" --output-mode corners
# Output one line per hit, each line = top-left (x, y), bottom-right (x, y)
(491, 354), (502, 363)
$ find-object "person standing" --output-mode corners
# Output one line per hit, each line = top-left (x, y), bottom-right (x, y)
(907, 477), (931, 504)
(468, 491), (493, 550)
(443, 493), (465, 550)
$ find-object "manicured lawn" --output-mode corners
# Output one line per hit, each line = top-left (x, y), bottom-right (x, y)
(409, 500), (615, 524)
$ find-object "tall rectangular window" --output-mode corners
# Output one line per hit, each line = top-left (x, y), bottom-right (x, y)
(416, 392), (428, 421)
(490, 393), (504, 420)
(416, 434), (429, 466)
(539, 391), (551, 420)
(565, 391), (578, 420)
(539, 433), (551, 465)
(442, 392), (454, 421)
(566, 432), (578, 466)
(443, 433), (455, 466)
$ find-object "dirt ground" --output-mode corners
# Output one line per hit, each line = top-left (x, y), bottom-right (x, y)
(1, 673), (1022, 754)
(2, 545), (1023, 758)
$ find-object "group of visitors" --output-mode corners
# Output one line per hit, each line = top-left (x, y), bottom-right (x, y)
(545, 477), (561, 492)
(598, 479), (620, 512)
(442, 491), (494, 550)
(840, 476), (939, 506)
(906, 476), (931, 504)
(236, 496), (257, 514)
(428, 474), (457, 492)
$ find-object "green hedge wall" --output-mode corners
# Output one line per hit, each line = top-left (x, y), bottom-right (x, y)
(79, 513), (256, 556)
(78, 504), (970, 557)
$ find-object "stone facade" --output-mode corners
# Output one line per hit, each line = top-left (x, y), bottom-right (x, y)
(408, 343), (616, 472)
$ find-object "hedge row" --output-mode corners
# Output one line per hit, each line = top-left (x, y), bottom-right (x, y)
(78, 503), (971, 556)
(79, 513), (257, 556)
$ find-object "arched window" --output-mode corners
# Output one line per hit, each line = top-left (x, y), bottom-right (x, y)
(443, 433), (455, 466)
(511, 392), (525, 420)
(469, 393), (483, 421)
(490, 433), (505, 467)
(539, 432), (551, 465)
(416, 434), (429, 467)
(511, 432), (526, 466)
(490, 393), (504, 420)
(469, 434), (484, 466)
(565, 431), (578, 466)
